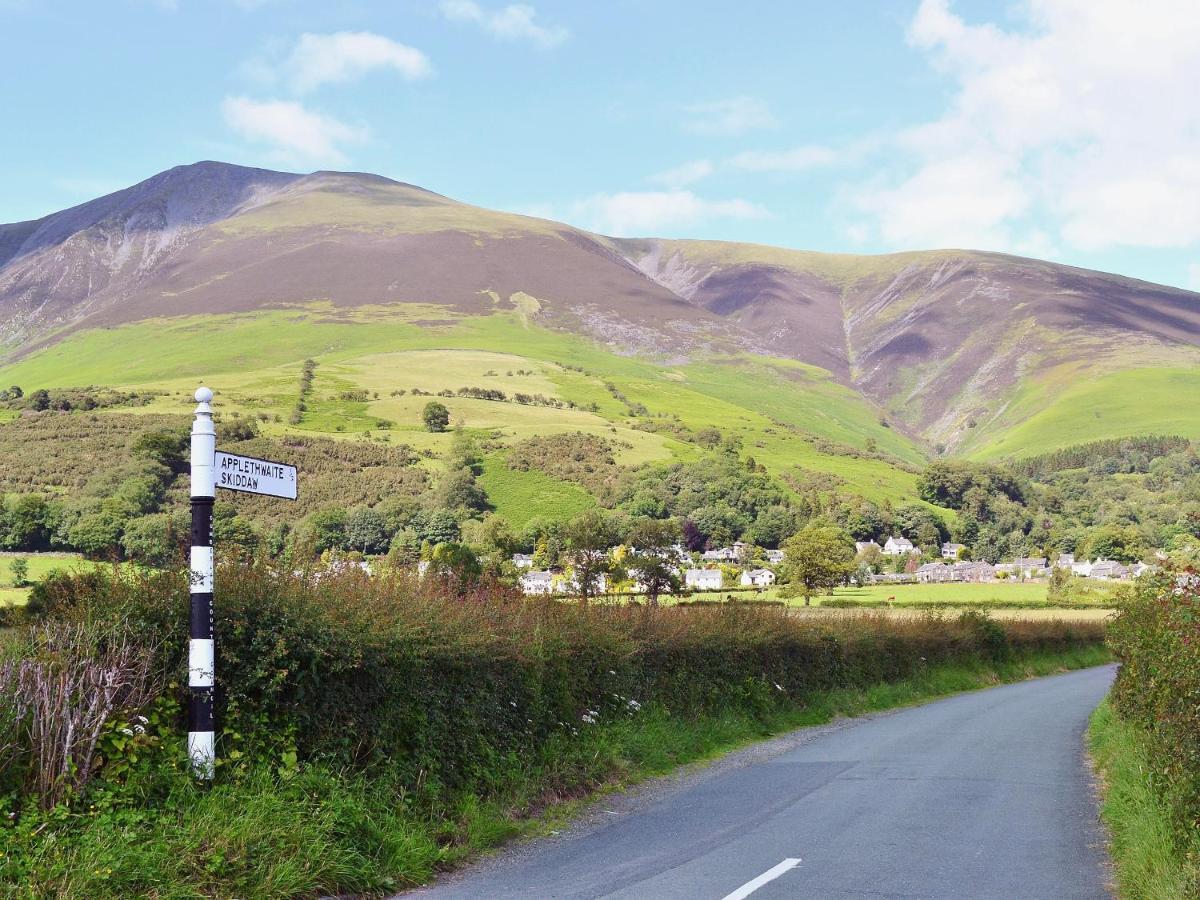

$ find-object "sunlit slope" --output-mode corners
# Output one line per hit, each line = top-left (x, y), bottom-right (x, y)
(0, 307), (927, 505)
(625, 238), (1200, 456)
(970, 366), (1200, 460)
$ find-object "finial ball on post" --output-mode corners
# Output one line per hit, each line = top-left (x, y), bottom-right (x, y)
(195, 386), (213, 404)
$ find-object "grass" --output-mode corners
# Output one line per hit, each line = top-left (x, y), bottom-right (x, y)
(1088, 701), (1200, 899)
(11, 643), (1111, 899)
(478, 453), (597, 528)
(827, 581), (1051, 605)
(0, 552), (99, 605)
(0, 307), (934, 506)
(972, 366), (1200, 460)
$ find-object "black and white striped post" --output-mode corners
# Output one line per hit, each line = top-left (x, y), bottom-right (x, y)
(188, 386), (216, 779)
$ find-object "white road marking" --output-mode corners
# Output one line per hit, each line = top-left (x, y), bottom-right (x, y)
(720, 858), (802, 900)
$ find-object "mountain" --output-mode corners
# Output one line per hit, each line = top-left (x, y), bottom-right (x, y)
(1, 160), (1198, 466)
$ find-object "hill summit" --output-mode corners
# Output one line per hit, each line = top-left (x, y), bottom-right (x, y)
(2, 161), (1198, 454)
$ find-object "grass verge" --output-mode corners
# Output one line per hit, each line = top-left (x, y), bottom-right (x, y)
(6, 645), (1111, 899)
(1088, 700), (1200, 899)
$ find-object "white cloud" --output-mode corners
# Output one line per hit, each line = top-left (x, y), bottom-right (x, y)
(647, 160), (715, 189)
(683, 96), (776, 137)
(439, 1), (568, 48)
(849, 0), (1200, 254)
(1188, 264), (1200, 292)
(282, 32), (431, 93)
(569, 190), (768, 237)
(729, 145), (837, 173)
(221, 97), (367, 165)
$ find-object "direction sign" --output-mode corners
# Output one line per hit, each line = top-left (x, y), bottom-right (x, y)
(215, 450), (298, 500)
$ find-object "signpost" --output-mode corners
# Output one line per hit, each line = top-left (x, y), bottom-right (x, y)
(188, 387), (297, 779)
(215, 451), (298, 500)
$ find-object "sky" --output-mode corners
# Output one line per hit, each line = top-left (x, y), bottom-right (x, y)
(2, 0), (1200, 290)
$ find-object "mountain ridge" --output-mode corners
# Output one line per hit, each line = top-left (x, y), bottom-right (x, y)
(2, 160), (1198, 456)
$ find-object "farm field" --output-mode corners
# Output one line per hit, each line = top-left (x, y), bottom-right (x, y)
(680, 581), (1056, 606)
(0, 552), (104, 605)
(0, 307), (932, 507)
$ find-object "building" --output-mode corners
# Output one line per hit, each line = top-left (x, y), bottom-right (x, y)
(1071, 559), (1094, 577)
(882, 536), (915, 556)
(764, 548), (786, 565)
(1012, 557), (1049, 577)
(568, 572), (608, 595)
(684, 568), (723, 590)
(951, 560), (995, 582)
(520, 570), (556, 595)
(512, 553), (534, 569)
(702, 547), (739, 562)
(940, 542), (966, 560)
(1054, 553), (1075, 569)
(917, 562), (954, 583)
(1089, 559), (1129, 580)
(740, 568), (776, 587)
(855, 540), (881, 555)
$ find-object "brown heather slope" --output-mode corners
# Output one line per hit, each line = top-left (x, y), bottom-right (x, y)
(2, 161), (1199, 452)
(624, 239), (1200, 448)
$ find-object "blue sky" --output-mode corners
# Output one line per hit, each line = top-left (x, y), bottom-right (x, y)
(3, 0), (1199, 290)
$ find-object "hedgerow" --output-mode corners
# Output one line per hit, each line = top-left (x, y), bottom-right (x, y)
(29, 561), (1105, 791)
(1107, 571), (1200, 873)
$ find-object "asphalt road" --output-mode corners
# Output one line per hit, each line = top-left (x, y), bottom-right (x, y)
(412, 665), (1115, 900)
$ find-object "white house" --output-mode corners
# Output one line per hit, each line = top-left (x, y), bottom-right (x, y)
(882, 536), (915, 556)
(917, 561), (953, 583)
(855, 540), (881, 555)
(685, 568), (723, 590)
(512, 553), (534, 569)
(941, 542), (966, 560)
(740, 568), (776, 587)
(520, 570), (556, 595)
(702, 547), (739, 562)
(764, 548), (786, 565)
(1071, 559), (1094, 577)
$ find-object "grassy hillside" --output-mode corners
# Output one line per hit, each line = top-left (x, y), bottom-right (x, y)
(0, 305), (930, 515)
(970, 366), (1200, 460)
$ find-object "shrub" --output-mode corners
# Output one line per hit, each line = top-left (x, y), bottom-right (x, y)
(28, 561), (1105, 797)
(1108, 572), (1200, 857)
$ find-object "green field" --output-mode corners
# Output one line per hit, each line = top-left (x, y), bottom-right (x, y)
(478, 454), (598, 528)
(0, 306), (934, 506)
(0, 552), (97, 605)
(971, 366), (1200, 460)
(673, 580), (1118, 607)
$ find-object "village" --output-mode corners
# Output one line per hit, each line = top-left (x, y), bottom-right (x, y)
(507, 535), (1152, 597)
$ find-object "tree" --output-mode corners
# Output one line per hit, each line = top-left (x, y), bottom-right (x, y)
(414, 508), (460, 545)
(564, 509), (618, 604)
(121, 513), (185, 566)
(423, 401), (450, 433)
(306, 507), (348, 553)
(428, 542), (481, 593)
(27, 389), (50, 412)
(344, 507), (389, 555)
(386, 528), (422, 566)
(8, 557), (29, 588)
(436, 466), (488, 514)
(779, 526), (855, 606)
(625, 518), (682, 606)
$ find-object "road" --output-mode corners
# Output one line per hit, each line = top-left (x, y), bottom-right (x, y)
(412, 665), (1114, 900)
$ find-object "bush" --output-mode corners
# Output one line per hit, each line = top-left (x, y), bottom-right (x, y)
(29, 561), (1106, 794)
(1108, 572), (1200, 861)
